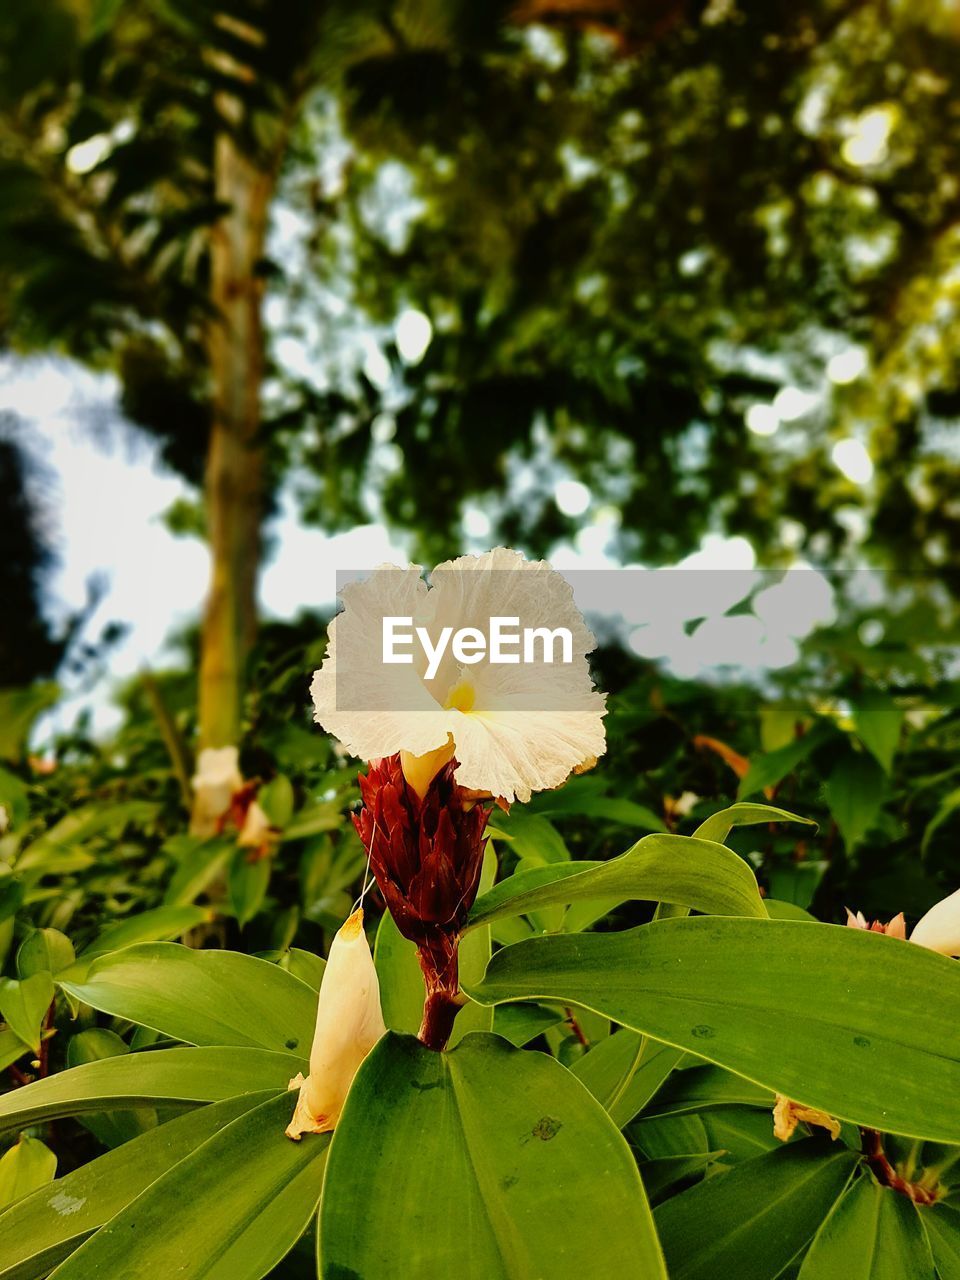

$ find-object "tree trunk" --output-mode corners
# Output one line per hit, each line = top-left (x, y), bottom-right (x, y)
(198, 132), (271, 756)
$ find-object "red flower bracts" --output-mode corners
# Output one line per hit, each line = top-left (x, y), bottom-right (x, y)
(353, 754), (490, 1049)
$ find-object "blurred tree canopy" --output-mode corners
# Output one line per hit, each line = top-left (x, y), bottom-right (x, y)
(1, 0), (959, 728)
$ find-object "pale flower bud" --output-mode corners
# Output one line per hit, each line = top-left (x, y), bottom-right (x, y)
(285, 908), (386, 1139)
(191, 746), (243, 830)
(910, 887), (960, 957)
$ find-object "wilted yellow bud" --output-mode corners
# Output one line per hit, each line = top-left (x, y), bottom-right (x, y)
(773, 1094), (841, 1143)
(285, 908), (386, 1140)
(910, 887), (960, 957)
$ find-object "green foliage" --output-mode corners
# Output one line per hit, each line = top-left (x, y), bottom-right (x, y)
(320, 1032), (666, 1279)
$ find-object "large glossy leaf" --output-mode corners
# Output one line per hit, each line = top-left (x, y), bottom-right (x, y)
(48, 1092), (329, 1280)
(467, 833), (766, 933)
(319, 1031), (667, 1279)
(0, 1046), (298, 1133)
(692, 802), (815, 844)
(0, 1093), (270, 1280)
(654, 1141), (858, 1280)
(60, 943), (316, 1057)
(468, 918), (960, 1141)
(799, 1174), (934, 1278)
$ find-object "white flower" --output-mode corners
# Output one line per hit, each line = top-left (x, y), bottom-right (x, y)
(237, 799), (275, 851)
(191, 746), (243, 824)
(285, 908), (386, 1139)
(911, 887), (960, 957)
(311, 548), (606, 803)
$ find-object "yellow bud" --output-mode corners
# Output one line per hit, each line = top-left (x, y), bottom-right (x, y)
(285, 908), (386, 1139)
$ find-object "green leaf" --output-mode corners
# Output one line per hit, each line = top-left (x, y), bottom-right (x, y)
(737, 725), (833, 800)
(65, 1028), (156, 1148)
(163, 840), (231, 906)
(0, 685), (58, 763)
(648, 1065), (774, 1117)
(320, 1032), (667, 1279)
(0, 878), (23, 929)
(0, 770), (28, 829)
(0, 1094), (269, 1280)
(654, 1141), (858, 1280)
(640, 1151), (723, 1205)
(60, 944), (315, 1058)
(0, 1046), (299, 1133)
(799, 1174), (934, 1277)
(16, 930), (75, 978)
(573, 1032), (683, 1129)
(765, 899), (818, 921)
(923, 1202), (960, 1279)
(0, 1138), (56, 1210)
(257, 775), (294, 828)
(0, 974), (53, 1054)
(47, 1093), (329, 1280)
(273, 948), (325, 990)
(228, 853), (270, 927)
(487, 812), (571, 864)
(825, 752), (886, 849)
(853, 691), (904, 774)
(491, 1003), (563, 1047)
(468, 918), (960, 1142)
(0, 1030), (29, 1073)
(279, 802), (342, 842)
(79, 906), (212, 961)
(374, 910), (425, 1036)
(17, 802), (158, 874)
(467, 833), (766, 933)
(693, 803), (816, 845)
(632, 1113), (711, 1160)
(700, 1106), (783, 1160)
(922, 787), (960, 861)
(529, 781), (667, 832)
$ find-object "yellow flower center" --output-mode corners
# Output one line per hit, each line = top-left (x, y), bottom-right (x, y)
(444, 679), (476, 714)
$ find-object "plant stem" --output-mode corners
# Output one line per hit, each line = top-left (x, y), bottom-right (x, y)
(860, 1128), (939, 1205)
(416, 938), (464, 1052)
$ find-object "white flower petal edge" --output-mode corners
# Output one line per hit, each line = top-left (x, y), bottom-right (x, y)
(310, 548), (607, 803)
(911, 887), (960, 957)
(285, 908), (386, 1139)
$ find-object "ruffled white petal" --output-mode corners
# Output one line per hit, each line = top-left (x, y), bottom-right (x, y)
(310, 549), (607, 802)
(311, 566), (451, 763)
